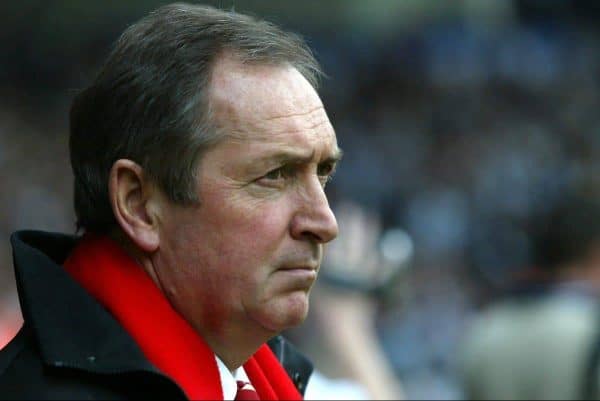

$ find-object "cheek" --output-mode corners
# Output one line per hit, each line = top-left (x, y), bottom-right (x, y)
(218, 201), (291, 268)
(178, 186), (292, 282)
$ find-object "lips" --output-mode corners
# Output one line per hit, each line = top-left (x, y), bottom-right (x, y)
(276, 264), (319, 281)
(278, 264), (318, 272)
(277, 267), (317, 282)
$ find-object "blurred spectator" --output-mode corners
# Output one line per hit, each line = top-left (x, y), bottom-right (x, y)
(459, 193), (600, 400)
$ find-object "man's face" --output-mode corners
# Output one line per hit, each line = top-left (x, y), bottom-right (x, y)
(153, 56), (340, 338)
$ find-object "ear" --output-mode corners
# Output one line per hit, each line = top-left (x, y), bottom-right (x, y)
(108, 159), (160, 253)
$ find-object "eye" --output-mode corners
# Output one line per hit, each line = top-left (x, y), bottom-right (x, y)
(317, 162), (334, 176)
(317, 161), (337, 187)
(264, 167), (284, 180)
(256, 165), (294, 187)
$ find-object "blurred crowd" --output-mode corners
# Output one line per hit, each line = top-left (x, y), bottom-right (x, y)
(3, 1), (600, 399)
(313, 5), (600, 398)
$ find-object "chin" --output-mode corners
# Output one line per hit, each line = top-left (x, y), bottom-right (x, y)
(259, 292), (310, 332)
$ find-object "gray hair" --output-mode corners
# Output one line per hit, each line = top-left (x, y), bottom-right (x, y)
(70, 2), (323, 233)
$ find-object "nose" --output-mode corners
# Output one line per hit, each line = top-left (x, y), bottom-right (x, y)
(290, 178), (339, 244)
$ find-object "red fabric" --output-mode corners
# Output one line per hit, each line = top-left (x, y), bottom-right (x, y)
(235, 381), (260, 400)
(63, 234), (302, 401)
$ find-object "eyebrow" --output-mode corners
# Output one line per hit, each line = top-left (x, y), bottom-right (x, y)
(324, 148), (344, 166)
(258, 147), (344, 167)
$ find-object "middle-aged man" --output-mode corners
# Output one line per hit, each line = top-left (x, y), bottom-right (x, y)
(0, 3), (341, 399)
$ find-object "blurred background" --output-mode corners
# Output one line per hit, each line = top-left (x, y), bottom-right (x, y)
(3, 0), (600, 399)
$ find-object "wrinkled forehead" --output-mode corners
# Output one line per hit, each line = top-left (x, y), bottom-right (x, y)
(208, 54), (331, 138)
(205, 54), (340, 170)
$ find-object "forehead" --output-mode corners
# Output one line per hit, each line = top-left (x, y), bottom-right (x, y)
(208, 55), (337, 153)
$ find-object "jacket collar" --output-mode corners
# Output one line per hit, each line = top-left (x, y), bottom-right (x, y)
(10, 230), (168, 376)
(10, 230), (312, 396)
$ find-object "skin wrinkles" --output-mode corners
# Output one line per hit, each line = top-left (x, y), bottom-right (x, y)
(214, 110), (341, 200)
(222, 146), (341, 187)
(143, 53), (339, 370)
(215, 104), (341, 184)
(210, 55), (331, 139)
(219, 106), (333, 147)
(262, 105), (325, 122)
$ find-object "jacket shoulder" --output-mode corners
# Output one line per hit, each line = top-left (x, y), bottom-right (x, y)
(0, 326), (63, 397)
(0, 326), (166, 399)
(0, 325), (27, 377)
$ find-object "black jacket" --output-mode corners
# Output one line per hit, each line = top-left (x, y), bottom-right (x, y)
(0, 230), (312, 399)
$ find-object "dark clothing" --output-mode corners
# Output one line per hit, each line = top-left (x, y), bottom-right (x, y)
(0, 230), (312, 399)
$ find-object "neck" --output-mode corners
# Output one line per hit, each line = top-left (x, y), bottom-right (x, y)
(205, 324), (277, 370)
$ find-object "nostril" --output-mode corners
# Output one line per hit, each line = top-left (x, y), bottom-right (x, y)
(301, 231), (323, 243)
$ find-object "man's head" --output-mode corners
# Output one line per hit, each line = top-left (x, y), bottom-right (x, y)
(69, 3), (340, 364)
(70, 2), (323, 233)
(530, 193), (600, 278)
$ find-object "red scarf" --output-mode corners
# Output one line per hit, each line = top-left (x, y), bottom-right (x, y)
(63, 234), (302, 401)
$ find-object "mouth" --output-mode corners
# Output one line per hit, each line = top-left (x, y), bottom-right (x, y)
(276, 265), (319, 280)
(278, 263), (318, 272)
